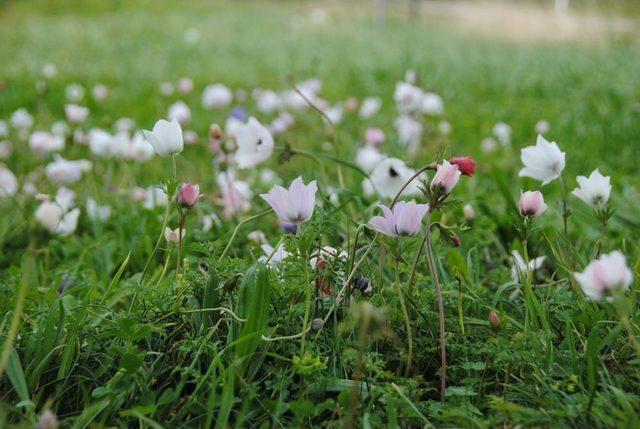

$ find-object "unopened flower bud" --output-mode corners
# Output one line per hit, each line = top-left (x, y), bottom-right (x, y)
(489, 310), (501, 329)
(312, 318), (324, 331)
(210, 124), (224, 140)
(463, 204), (475, 220)
(178, 183), (204, 209)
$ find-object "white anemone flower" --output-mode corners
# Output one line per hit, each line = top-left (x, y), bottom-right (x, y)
(234, 117), (274, 169)
(572, 169), (611, 207)
(519, 135), (565, 185)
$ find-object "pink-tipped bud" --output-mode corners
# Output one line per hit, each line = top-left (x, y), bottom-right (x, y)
(519, 190), (547, 217)
(489, 310), (501, 329)
(449, 156), (476, 176)
(365, 127), (385, 147)
(431, 160), (462, 195)
(178, 183), (204, 209)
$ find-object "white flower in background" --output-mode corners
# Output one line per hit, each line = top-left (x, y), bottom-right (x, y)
(492, 122), (512, 147)
(355, 146), (385, 173)
(184, 27), (200, 44)
(123, 131), (155, 162)
(309, 246), (348, 270)
(64, 104), (89, 124)
(394, 82), (423, 113)
(395, 114), (423, 154)
(519, 135), (566, 185)
(0, 121), (8, 138)
(0, 166), (18, 197)
(255, 90), (282, 113)
(259, 243), (290, 267)
(11, 108), (34, 130)
(88, 129), (114, 157)
(224, 115), (244, 140)
(281, 90), (310, 111)
(45, 156), (92, 184)
(65, 83), (85, 102)
(177, 77), (194, 94)
(143, 119), (184, 156)
(51, 121), (70, 137)
(159, 82), (175, 96)
(535, 120), (550, 134)
(217, 171), (253, 219)
(438, 120), (452, 135)
(234, 117), (274, 169)
(202, 84), (233, 109)
(142, 186), (168, 210)
(298, 79), (322, 97)
(481, 137), (498, 153)
(42, 63), (57, 79)
(115, 118), (135, 133)
(325, 104), (344, 125)
(270, 112), (294, 135)
(35, 202), (64, 234)
(420, 92), (444, 116)
(359, 97), (381, 119)
(361, 177), (375, 197)
(55, 187), (76, 212)
(259, 168), (281, 185)
(202, 213), (221, 232)
(247, 230), (266, 243)
(164, 227), (186, 243)
(0, 141), (12, 159)
(167, 101), (191, 126)
(510, 250), (546, 284)
(572, 169), (611, 207)
(463, 203), (475, 219)
(368, 157), (424, 199)
(86, 198), (111, 221)
(92, 84), (109, 101)
(183, 130), (198, 145)
(29, 131), (65, 156)
(574, 251), (633, 301)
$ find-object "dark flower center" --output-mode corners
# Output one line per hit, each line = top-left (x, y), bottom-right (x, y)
(389, 167), (398, 177)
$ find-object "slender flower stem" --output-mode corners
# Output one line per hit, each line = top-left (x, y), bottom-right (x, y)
(394, 255), (413, 376)
(140, 192), (171, 283)
(425, 211), (447, 402)
(558, 175), (570, 238)
(218, 209), (272, 261)
(390, 163), (437, 209)
(176, 213), (185, 277)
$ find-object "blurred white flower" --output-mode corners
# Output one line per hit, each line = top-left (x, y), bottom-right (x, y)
(183, 130), (198, 145)
(255, 90), (282, 113)
(45, 156), (92, 184)
(519, 135), (565, 185)
(572, 169), (611, 207)
(420, 92), (444, 116)
(86, 198), (111, 221)
(359, 97), (381, 119)
(167, 101), (191, 126)
(463, 203), (475, 219)
(123, 131), (155, 161)
(202, 84), (233, 109)
(35, 202), (64, 234)
(438, 120), (452, 135)
(0, 121), (8, 138)
(11, 108), (34, 130)
(395, 114), (423, 154)
(259, 168), (280, 185)
(115, 118), (135, 133)
(143, 119), (184, 156)
(247, 230), (266, 243)
(142, 186), (168, 210)
(394, 82), (423, 113)
(234, 117), (274, 169)
(164, 227), (185, 243)
(64, 104), (90, 124)
(184, 27), (200, 44)
(55, 187), (76, 212)
(511, 250), (546, 284)
(324, 104), (344, 125)
(177, 77), (194, 94)
(159, 82), (175, 96)
(355, 146), (385, 173)
(42, 63), (57, 79)
(481, 137), (498, 153)
(51, 121), (70, 137)
(259, 243), (290, 267)
(0, 166), (18, 197)
(368, 157), (424, 199)
(535, 120), (550, 135)
(0, 141), (12, 159)
(88, 129), (114, 157)
(29, 131), (65, 156)
(202, 213), (221, 232)
(92, 84), (109, 101)
(65, 83), (85, 102)
(574, 251), (633, 301)
(492, 122), (512, 147)
(270, 112), (294, 135)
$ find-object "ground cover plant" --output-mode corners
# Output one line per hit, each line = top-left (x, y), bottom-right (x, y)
(1, 0), (640, 427)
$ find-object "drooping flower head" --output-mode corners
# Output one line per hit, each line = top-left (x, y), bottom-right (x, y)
(143, 119), (184, 156)
(519, 190), (547, 217)
(572, 169), (611, 207)
(519, 135), (565, 185)
(260, 176), (317, 226)
(574, 251), (633, 301)
(431, 160), (461, 194)
(368, 201), (429, 237)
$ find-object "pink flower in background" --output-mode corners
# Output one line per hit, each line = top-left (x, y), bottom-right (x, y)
(574, 251), (633, 301)
(369, 201), (429, 237)
(431, 160), (461, 194)
(365, 127), (385, 147)
(260, 176), (317, 225)
(519, 191), (547, 217)
(178, 183), (204, 208)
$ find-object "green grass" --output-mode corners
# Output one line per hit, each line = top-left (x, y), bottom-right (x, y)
(1, 0), (640, 427)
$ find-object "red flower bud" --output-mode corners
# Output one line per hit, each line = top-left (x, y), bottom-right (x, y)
(449, 156), (476, 176)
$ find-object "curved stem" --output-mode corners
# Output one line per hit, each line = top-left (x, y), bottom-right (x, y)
(425, 211), (447, 402)
(140, 193), (171, 283)
(390, 163), (436, 209)
(218, 209), (272, 261)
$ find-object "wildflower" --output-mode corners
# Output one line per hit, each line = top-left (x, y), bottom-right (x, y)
(359, 97), (381, 118)
(202, 84), (233, 109)
(142, 186), (168, 210)
(65, 83), (85, 102)
(0, 165), (18, 197)
(178, 183), (204, 208)
(368, 201), (429, 237)
(519, 135), (565, 185)
(36, 410), (59, 429)
(123, 132), (155, 162)
(92, 84), (109, 101)
(29, 131), (65, 156)
(535, 119), (550, 134)
(309, 246), (348, 270)
(260, 176), (317, 226)
(492, 122), (512, 147)
(355, 146), (385, 173)
(431, 160), (461, 194)
(167, 101), (191, 126)
(177, 77), (194, 94)
(364, 127), (385, 147)
(159, 82), (174, 96)
(463, 203), (475, 220)
(394, 114), (423, 154)
(270, 112), (294, 135)
(449, 156), (476, 176)
(234, 117), (274, 169)
(35, 201), (64, 233)
(510, 250), (546, 283)
(572, 169), (611, 207)
(45, 156), (92, 184)
(42, 63), (58, 79)
(115, 118), (135, 133)
(255, 90), (282, 113)
(143, 119), (184, 156)
(519, 191), (547, 217)
(164, 227), (186, 243)
(574, 251), (633, 301)
(367, 157), (423, 199)
(247, 230), (266, 243)
(488, 311), (501, 329)
(10, 108), (34, 130)
(86, 198), (111, 221)
(258, 243), (290, 267)
(64, 104), (90, 124)
(420, 92), (444, 115)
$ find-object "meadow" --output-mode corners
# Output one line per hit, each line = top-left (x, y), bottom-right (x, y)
(1, 0), (640, 427)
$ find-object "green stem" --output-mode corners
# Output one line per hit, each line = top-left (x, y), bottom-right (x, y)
(394, 254), (413, 377)
(219, 209), (272, 261)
